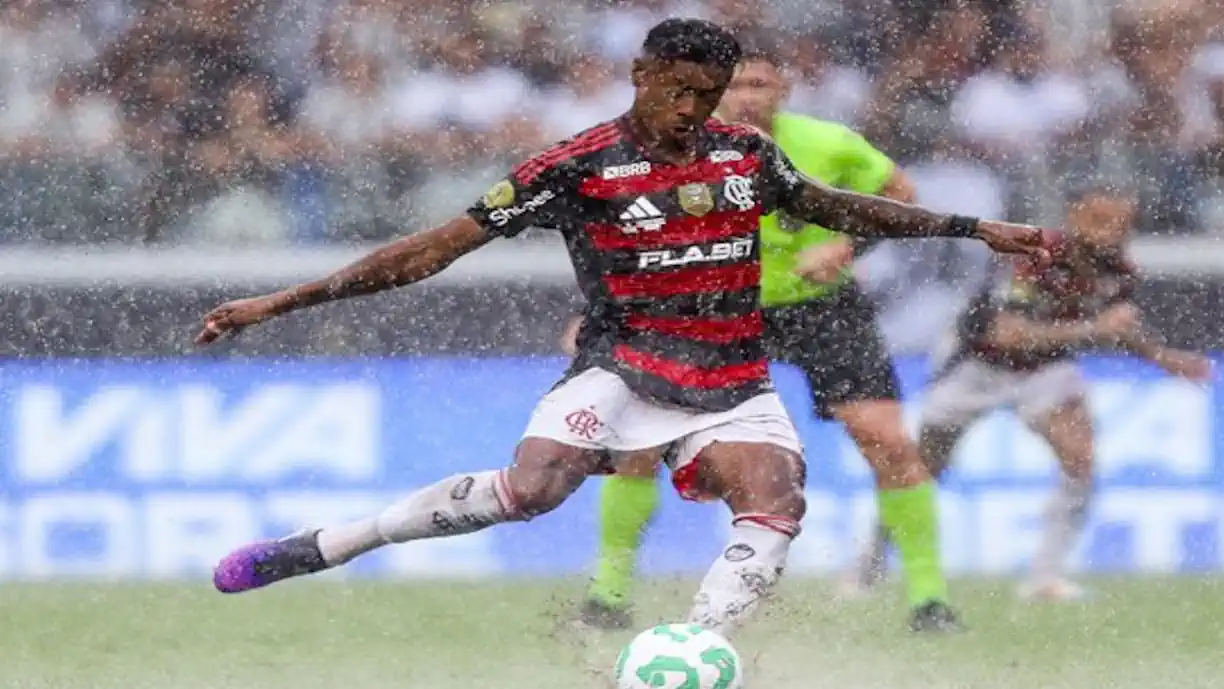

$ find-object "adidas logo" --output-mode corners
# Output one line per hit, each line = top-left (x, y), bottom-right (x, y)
(619, 197), (665, 233)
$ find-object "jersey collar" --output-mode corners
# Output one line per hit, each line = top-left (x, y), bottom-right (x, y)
(615, 113), (711, 167)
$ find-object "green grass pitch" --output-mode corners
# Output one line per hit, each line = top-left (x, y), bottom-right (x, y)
(6, 577), (1224, 689)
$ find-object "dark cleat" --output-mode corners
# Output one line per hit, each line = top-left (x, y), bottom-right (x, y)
(213, 530), (329, 594)
(908, 600), (964, 633)
(577, 599), (635, 630)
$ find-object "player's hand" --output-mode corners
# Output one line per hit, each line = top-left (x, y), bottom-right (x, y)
(1156, 350), (1214, 383)
(793, 239), (854, 284)
(1092, 302), (1142, 342)
(195, 292), (294, 345)
(975, 221), (1052, 265)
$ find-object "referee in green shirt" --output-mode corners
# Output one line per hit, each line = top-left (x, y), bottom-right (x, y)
(577, 41), (958, 633)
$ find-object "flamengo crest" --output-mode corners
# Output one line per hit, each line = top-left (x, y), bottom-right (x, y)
(723, 175), (755, 211)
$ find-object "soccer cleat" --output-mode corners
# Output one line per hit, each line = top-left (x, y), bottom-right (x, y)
(1018, 578), (1090, 602)
(576, 599), (635, 630)
(213, 530), (329, 594)
(908, 600), (963, 633)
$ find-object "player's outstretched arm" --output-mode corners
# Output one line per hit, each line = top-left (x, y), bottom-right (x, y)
(1110, 310), (1215, 382)
(988, 312), (1113, 351)
(788, 180), (1048, 259)
(195, 216), (490, 345)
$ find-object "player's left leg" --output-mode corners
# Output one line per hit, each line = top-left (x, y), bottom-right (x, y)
(1018, 364), (1095, 601)
(580, 448), (665, 629)
(212, 437), (604, 593)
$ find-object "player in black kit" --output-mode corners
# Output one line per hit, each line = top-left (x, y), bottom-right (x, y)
(197, 19), (1046, 639)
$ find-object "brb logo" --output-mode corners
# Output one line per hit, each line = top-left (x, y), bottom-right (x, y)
(602, 161), (652, 180)
(638, 238), (754, 269)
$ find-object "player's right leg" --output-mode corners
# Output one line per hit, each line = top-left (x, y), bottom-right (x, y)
(213, 367), (624, 594)
(580, 448), (665, 629)
(213, 438), (604, 593)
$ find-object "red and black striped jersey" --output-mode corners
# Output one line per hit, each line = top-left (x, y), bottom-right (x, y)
(467, 115), (812, 411)
(951, 231), (1138, 371)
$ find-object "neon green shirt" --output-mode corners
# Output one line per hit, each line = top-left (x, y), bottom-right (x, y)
(760, 113), (896, 306)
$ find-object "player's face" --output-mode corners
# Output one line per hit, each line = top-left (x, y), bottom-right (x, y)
(632, 59), (732, 148)
(718, 59), (789, 132)
(1068, 193), (1135, 249)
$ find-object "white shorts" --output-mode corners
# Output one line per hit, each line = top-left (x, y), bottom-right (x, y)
(921, 357), (1086, 428)
(522, 367), (803, 501)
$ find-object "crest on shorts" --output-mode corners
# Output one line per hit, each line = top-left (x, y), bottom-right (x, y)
(677, 183), (714, 217)
(484, 180), (515, 209)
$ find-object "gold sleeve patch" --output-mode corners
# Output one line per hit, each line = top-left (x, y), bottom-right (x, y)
(1009, 281), (1035, 302)
(484, 180), (515, 208)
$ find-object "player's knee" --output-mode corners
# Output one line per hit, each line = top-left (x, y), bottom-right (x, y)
(773, 483), (806, 523)
(506, 461), (583, 517)
(746, 451), (807, 522)
(507, 445), (593, 518)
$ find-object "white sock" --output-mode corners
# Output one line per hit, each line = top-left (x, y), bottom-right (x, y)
(317, 470), (518, 566)
(688, 514), (800, 637)
(856, 523), (891, 585)
(1032, 475), (1092, 583)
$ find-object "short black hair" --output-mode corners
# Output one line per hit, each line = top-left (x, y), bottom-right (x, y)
(642, 18), (742, 71)
(735, 31), (785, 69)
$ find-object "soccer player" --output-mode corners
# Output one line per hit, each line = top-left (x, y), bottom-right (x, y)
(847, 184), (1211, 601)
(578, 43), (961, 633)
(200, 19), (1045, 639)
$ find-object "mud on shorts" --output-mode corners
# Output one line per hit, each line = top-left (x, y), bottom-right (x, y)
(520, 367), (804, 502)
(921, 356), (1087, 429)
(763, 284), (901, 420)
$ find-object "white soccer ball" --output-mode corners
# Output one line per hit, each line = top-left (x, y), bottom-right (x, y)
(614, 624), (744, 689)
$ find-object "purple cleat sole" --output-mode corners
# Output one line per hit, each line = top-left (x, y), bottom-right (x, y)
(213, 532), (329, 594)
(213, 542), (282, 593)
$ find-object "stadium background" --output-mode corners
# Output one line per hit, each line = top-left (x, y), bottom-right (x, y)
(3, 2), (1224, 688)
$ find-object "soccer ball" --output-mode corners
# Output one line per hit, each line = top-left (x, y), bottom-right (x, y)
(614, 624), (743, 689)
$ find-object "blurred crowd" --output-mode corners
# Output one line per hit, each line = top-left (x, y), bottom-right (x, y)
(2, 0), (1224, 244)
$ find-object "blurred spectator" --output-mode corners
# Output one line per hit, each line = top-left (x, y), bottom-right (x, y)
(538, 55), (633, 139)
(950, 27), (1091, 223)
(0, 0), (102, 148)
(783, 32), (872, 126)
(297, 46), (424, 241)
(862, 2), (988, 164)
(391, 34), (535, 143)
(0, 0), (1221, 246)
(951, 30), (1090, 161)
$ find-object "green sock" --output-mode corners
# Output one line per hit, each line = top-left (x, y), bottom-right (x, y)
(877, 482), (948, 607)
(589, 475), (660, 609)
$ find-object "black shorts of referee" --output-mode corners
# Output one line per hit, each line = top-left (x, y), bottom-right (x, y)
(762, 282), (901, 420)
